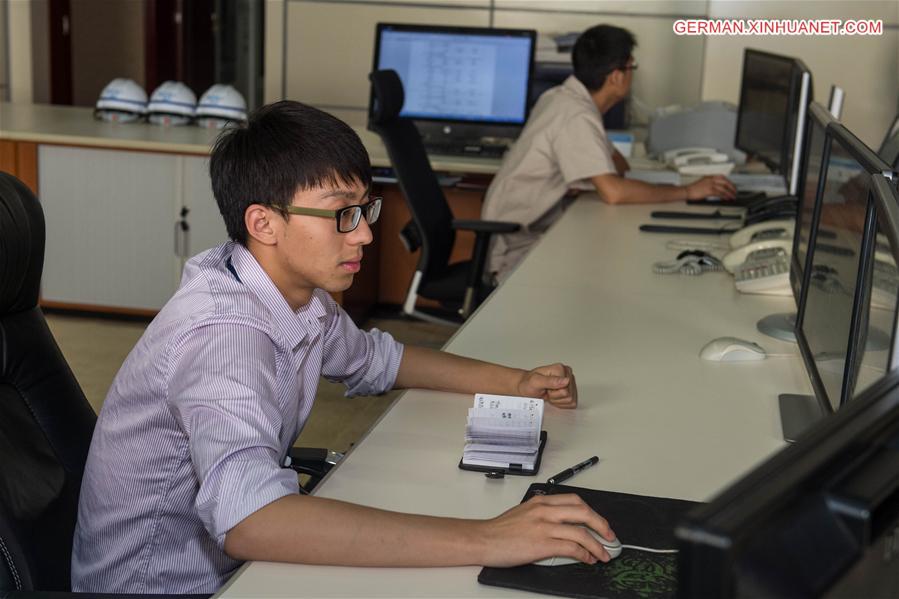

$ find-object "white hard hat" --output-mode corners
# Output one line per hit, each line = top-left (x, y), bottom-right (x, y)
(95, 78), (148, 123)
(195, 84), (248, 129)
(147, 81), (197, 126)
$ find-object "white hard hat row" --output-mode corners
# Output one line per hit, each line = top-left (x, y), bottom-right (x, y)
(95, 79), (248, 128)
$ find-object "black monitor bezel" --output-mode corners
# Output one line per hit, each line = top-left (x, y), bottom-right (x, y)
(794, 126), (896, 415)
(789, 102), (839, 302)
(368, 22), (538, 129)
(676, 367), (899, 598)
(734, 48), (802, 174)
(864, 175), (899, 376)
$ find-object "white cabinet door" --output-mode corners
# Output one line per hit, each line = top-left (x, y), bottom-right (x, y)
(39, 145), (180, 311)
(182, 155), (228, 262)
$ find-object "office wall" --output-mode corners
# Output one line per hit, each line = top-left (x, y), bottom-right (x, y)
(701, 0), (899, 147)
(8, 0), (33, 103)
(267, 0), (710, 125)
(492, 1), (707, 122)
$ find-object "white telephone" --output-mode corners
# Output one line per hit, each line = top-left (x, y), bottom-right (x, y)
(729, 219), (795, 249)
(722, 239), (794, 273)
(733, 251), (792, 296)
(725, 222), (795, 295)
(661, 147), (719, 164)
(671, 152), (730, 167)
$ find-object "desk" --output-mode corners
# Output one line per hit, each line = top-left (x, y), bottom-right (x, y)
(215, 198), (813, 598)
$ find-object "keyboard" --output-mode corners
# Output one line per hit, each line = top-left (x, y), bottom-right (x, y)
(423, 140), (508, 158)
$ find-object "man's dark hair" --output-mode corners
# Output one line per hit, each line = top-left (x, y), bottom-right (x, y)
(572, 24), (637, 92)
(209, 100), (372, 245)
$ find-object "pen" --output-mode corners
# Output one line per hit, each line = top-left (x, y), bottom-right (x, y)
(547, 456), (599, 485)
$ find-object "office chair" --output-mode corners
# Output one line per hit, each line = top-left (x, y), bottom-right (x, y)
(367, 69), (520, 325)
(0, 172), (337, 598)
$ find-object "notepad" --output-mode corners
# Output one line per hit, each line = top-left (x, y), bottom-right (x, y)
(461, 394), (544, 471)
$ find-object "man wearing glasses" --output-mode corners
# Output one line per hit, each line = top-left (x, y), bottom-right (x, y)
(72, 101), (617, 594)
(482, 24), (737, 280)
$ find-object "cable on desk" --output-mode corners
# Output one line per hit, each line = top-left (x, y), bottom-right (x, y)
(621, 544), (678, 554)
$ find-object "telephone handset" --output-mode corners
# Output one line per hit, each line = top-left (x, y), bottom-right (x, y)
(661, 147), (719, 164)
(729, 219), (795, 249)
(722, 239), (793, 273)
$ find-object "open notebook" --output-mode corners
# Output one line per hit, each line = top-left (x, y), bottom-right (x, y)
(459, 394), (546, 475)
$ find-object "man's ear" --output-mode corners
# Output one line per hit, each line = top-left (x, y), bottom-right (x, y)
(607, 68), (625, 88)
(245, 204), (279, 246)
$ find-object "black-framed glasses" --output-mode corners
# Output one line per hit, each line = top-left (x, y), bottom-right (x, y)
(283, 197), (382, 233)
(620, 61), (638, 72)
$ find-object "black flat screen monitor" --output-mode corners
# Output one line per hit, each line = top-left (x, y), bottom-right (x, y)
(370, 23), (536, 134)
(853, 175), (899, 398)
(879, 114), (899, 170)
(735, 49), (806, 175)
(677, 367), (899, 598)
(796, 126), (894, 413)
(790, 102), (838, 302)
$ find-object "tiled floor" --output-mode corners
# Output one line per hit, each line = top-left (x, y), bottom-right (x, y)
(46, 311), (455, 452)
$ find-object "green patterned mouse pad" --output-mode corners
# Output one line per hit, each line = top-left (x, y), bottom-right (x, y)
(477, 483), (700, 599)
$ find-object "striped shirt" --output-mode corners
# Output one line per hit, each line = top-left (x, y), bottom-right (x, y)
(71, 241), (403, 594)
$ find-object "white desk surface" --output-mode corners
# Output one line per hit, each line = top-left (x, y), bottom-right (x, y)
(215, 198), (812, 598)
(0, 102), (502, 174)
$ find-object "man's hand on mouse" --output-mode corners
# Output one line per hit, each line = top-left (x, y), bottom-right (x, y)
(686, 175), (737, 201)
(476, 493), (616, 567)
(518, 363), (578, 408)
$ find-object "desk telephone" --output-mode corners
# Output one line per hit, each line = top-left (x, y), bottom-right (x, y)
(724, 221), (795, 295)
(661, 147), (734, 176)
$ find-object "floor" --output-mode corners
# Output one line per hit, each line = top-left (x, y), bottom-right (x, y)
(45, 311), (456, 453)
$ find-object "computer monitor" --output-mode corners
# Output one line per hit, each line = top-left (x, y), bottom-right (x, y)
(756, 102), (834, 343)
(370, 23), (536, 146)
(676, 366), (899, 598)
(735, 49), (811, 189)
(796, 125), (894, 410)
(853, 175), (899, 398)
(776, 131), (898, 443)
(789, 102), (839, 302)
(878, 114), (899, 170)
(785, 60), (812, 197)
(828, 85), (845, 119)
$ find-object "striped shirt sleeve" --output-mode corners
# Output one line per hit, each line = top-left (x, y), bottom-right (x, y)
(165, 322), (300, 548)
(319, 299), (404, 397)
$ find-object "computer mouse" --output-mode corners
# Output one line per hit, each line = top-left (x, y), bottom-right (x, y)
(699, 337), (767, 362)
(533, 527), (622, 566)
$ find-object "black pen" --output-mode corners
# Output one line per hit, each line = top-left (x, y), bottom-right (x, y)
(547, 456), (599, 485)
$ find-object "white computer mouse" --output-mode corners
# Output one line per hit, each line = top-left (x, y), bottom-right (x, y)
(699, 337), (767, 362)
(533, 527), (622, 566)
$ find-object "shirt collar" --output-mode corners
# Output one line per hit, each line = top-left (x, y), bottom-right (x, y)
(562, 75), (600, 114)
(228, 242), (326, 351)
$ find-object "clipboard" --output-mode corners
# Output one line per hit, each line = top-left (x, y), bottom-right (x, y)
(458, 430), (547, 476)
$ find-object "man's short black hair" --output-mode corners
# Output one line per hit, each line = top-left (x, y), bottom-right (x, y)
(209, 100), (372, 245)
(572, 24), (637, 92)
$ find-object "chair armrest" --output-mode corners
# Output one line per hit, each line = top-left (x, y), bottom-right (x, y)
(285, 447), (345, 492)
(452, 219), (520, 234)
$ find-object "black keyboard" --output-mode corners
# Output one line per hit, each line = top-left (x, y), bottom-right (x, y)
(424, 140), (508, 158)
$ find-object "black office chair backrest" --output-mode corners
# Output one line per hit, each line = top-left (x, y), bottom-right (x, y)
(368, 69), (455, 280)
(0, 172), (97, 592)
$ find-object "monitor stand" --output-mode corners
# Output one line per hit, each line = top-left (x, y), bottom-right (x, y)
(757, 312), (797, 342)
(779, 393), (824, 442)
(758, 312), (891, 350)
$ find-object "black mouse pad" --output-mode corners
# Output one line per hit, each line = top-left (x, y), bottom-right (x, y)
(477, 483), (701, 599)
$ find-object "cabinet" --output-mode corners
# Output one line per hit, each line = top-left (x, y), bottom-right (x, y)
(38, 145), (227, 313)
